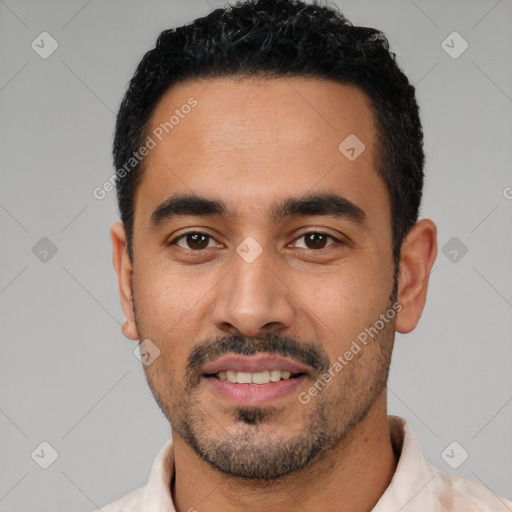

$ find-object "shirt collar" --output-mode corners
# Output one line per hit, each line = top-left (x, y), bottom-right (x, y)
(372, 415), (438, 511)
(142, 438), (175, 511)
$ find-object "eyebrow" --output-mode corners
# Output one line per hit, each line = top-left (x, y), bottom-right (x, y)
(150, 193), (366, 227)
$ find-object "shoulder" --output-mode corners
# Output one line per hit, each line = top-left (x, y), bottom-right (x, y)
(425, 461), (512, 512)
(386, 416), (511, 511)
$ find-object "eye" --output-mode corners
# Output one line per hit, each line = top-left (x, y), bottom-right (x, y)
(290, 231), (341, 250)
(169, 232), (221, 251)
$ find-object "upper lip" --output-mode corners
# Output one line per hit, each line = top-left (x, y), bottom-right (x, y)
(202, 354), (311, 376)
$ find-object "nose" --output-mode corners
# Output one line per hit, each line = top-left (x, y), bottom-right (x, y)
(211, 248), (295, 338)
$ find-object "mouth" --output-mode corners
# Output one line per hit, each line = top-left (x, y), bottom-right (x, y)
(201, 354), (311, 406)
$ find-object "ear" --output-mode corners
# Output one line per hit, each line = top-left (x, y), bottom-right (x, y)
(395, 219), (437, 334)
(111, 221), (140, 340)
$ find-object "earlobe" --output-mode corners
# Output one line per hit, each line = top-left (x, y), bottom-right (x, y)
(395, 219), (437, 334)
(111, 222), (140, 340)
(121, 319), (138, 340)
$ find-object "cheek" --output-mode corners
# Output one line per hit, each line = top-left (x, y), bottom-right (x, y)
(301, 264), (389, 331)
(132, 267), (207, 372)
(134, 264), (201, 324)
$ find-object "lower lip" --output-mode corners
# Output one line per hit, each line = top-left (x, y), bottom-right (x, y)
(203, 375), (308, 407)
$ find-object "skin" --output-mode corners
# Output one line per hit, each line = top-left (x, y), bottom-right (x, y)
(111, 76), (437, 512)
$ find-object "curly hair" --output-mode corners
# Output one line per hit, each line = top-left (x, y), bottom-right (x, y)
(113, 0), (424, 268)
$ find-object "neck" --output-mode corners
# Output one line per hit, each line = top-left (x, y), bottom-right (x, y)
(172, 391), (397, 512)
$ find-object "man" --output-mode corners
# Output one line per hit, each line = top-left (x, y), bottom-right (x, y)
(99, 0), (511, 510)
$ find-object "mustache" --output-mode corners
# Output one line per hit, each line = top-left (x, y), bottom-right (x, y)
(186, 333), (331, 381)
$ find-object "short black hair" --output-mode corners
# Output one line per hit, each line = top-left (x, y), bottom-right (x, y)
(113, 0), (424, 268)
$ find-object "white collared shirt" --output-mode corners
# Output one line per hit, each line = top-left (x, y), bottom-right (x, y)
(95, 415), (511, 511)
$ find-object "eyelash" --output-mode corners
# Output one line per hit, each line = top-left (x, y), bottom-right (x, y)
(168, 230), (343, 252)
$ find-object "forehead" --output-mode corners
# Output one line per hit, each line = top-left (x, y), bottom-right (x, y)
(136, 76), (387, 226)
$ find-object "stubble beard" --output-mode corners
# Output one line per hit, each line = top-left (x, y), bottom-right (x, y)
(143, 318), (395, 482)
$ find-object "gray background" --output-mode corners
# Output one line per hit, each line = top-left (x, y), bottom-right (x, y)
(0, 0), (511, 510)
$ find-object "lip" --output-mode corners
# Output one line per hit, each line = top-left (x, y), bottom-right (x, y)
(201, 354), (311, 407)
(202, 354), (311, 376)
(203, 373), (308, 407)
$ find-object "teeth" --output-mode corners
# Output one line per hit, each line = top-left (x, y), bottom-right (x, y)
(236, 371), (252, 384)
(251, 371), (270, 384)
(217, 370), (295, 384)
(269, 370), (282, 382)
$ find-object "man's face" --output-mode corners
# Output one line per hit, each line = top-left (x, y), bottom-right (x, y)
(128, 77), (397, 479)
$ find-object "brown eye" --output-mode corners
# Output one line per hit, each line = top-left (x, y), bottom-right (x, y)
(293, 231), (339, 250)
(171, 232), (215, 251)
(186, 233), (209, 250)
(304, 233), (329, 249)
